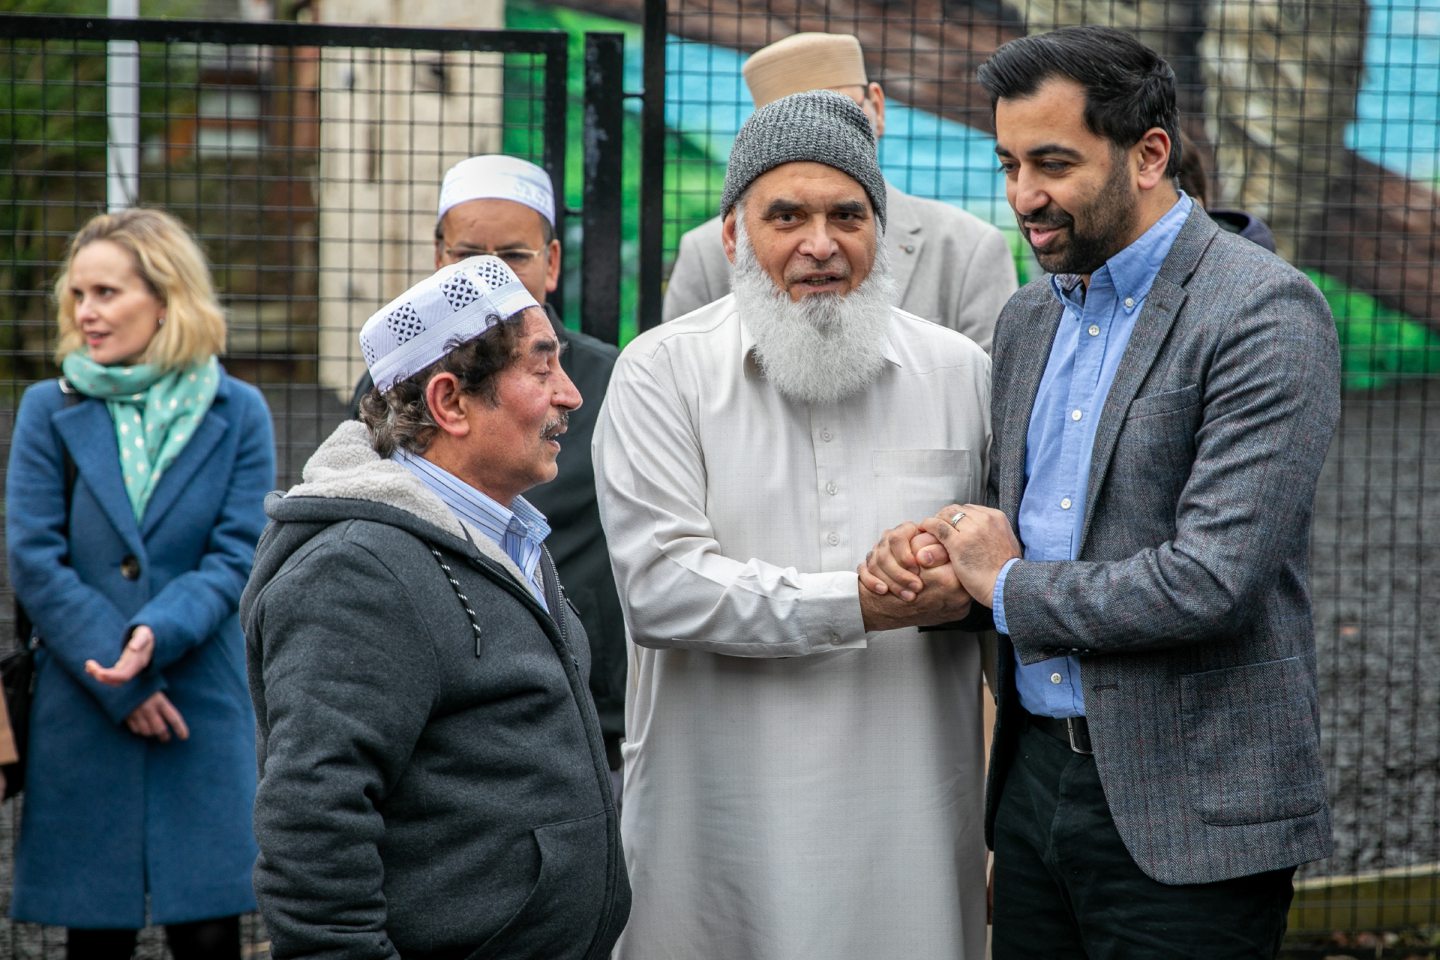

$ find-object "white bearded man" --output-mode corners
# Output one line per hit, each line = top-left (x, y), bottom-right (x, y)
(593, 90), (992, 960)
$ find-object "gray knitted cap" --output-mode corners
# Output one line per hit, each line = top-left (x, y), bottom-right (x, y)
(720, 89), (886, 228)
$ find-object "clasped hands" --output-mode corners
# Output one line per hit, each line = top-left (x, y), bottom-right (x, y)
(84, 625), (189, 742)
(857, 503), (1021, 632)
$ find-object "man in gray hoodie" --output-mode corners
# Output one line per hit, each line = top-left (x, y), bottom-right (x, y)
(242, 256), (630, 960)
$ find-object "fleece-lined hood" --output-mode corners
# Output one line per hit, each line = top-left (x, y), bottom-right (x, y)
(248, 420), (531, 602)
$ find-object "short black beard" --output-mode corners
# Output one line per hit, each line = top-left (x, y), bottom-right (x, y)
(1021, 154), (1138, 276)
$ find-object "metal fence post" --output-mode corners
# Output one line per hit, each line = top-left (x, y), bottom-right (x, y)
(582, 32), (624, 345)
(538, 31), (569, 313)
(637, 0), (666, 331)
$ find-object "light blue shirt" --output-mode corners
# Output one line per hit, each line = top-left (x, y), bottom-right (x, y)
(392, 448), (552, 610)
(994, 193), (1193, 718)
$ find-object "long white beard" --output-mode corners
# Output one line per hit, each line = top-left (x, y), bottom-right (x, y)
(731, 223), (897, 406)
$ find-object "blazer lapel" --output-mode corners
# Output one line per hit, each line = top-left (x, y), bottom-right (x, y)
(885, 186), (924, 306)
(1077, 208), (1219, 554)
(999, 293), (1063, 522)
(53, 398), (144, 553)
(140, 392), (231, 537)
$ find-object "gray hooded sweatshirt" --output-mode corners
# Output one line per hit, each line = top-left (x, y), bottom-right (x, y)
(242, 421), (629, 960)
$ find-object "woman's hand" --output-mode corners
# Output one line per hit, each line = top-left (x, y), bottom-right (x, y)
(125, 691), (189, 742)
(85, 625), (155, 686)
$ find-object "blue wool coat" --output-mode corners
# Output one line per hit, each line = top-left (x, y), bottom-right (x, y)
(5, 372), (274, 928)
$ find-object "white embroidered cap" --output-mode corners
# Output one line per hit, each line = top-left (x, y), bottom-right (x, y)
(360, 256), (539, 392)
(437, 155), (556, 227)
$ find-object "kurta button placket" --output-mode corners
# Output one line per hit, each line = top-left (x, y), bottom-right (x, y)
(812, 411), (848, 569)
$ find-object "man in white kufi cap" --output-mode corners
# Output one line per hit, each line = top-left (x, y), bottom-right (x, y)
(349, 154), (629, 800)
(662, 31), (1018, 353)
(246, 256), (631, 960)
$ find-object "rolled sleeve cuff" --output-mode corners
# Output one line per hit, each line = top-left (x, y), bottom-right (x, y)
(992, 558), (1019, 636)
(798, 570), (869, 651)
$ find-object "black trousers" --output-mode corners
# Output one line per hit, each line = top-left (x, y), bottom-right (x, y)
(65, 915), (240, 960)
(992, 722), (1296, 960)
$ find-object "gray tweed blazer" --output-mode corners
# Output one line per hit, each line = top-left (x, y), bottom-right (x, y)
(986, 205), (1339, 885)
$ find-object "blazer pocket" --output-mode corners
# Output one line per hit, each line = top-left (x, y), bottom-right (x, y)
(872, 448), (977, 519)
(1126, 383), (1200, 420)
(1180, 657), (1326, 826)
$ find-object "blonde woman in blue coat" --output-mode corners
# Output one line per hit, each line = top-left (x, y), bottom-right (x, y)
(5, 208), (274, 960)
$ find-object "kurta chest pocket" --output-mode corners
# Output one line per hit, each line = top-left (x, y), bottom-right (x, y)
(871, 448), (977, 519)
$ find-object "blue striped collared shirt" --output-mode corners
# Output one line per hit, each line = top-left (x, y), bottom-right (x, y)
(994, 192), (1193, 718)
(392, 447), (552, 610)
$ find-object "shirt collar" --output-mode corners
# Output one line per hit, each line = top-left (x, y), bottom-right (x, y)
(390, 447), (551, 548)
(1050, 192), (1194, 310)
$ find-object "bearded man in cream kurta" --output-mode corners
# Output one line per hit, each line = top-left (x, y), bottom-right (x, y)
(594, 90), (993, 960)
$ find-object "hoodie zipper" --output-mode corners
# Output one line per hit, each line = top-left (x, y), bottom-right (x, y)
(436, 542), (622, 950)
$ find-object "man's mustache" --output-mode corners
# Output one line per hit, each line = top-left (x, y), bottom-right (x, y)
(1020, 205), (1074, 231)
(541, 412), (569, 440)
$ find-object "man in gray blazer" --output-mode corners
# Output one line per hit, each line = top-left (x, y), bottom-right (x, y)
(661, 31), (1017, 352)
(862, 25), (1339, 958)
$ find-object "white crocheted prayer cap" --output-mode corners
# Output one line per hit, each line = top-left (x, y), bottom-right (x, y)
(360, 256), (538, 392)
(437, 155), (556, 227)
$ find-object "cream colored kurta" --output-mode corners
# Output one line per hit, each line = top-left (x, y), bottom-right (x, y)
(594, 295), (992, 960)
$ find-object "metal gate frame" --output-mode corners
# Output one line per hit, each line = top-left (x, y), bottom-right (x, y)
(0, 12), (628, 344)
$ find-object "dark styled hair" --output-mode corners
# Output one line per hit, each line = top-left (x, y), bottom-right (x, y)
(977, 25), (1182, 178)
(359, 312), (526, 456)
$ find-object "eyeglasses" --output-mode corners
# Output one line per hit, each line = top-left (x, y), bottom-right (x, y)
(444, 247), (544, 269)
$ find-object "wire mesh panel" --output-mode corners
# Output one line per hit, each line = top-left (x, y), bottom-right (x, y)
(0, 13), (571, 959)
(646, 0), (1439, 953)
(0, 14), (566, 481)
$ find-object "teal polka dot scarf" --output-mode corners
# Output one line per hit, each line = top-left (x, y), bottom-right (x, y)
(60, 352), (220, 521)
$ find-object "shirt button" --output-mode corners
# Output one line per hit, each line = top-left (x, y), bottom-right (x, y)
(1087, 324), (1100, 337)
(829, 632), (843, 644)
(1060, 497), (1072, 510)
(820, 429), (833, 442)
(825, 481), (838, 496)
(1124, 296), (1135, 309)
(1070, 409), (1082, 421)
(827, 532), (839, 546)
(1050, 672), (1063, 684)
